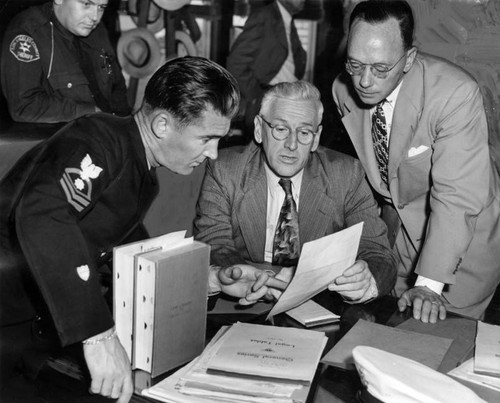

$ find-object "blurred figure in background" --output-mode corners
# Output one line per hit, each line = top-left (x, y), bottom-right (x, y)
(1, 0), (130, 123)
(227, 0), (307, 141)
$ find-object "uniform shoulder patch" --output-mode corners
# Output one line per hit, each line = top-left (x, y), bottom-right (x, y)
(9, 34), (40, 62)
(60, 154), (103, 212)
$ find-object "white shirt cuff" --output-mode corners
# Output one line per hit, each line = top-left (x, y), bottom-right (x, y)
(415, 275), (444, 295)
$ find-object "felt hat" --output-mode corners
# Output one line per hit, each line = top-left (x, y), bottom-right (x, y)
(117, 28), (161, 78)
(352, 346), (486, 403)
(153, 0), (190, 11)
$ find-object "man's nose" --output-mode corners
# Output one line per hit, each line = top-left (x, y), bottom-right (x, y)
(359, 66), (375, 88)
(284, 132), (298, 150)
(89, 6), (99, 22)
(204, 142), (218, 160)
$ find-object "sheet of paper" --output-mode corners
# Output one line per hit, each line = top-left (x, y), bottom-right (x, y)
(449, 358), (500, 392)
(474, 321), (500, 377)
(266, 222), (363, 320)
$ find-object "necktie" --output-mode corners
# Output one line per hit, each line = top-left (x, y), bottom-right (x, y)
(290, 19), (302, 78)
(372, 101), (389, 185)
(272, 179), (300, 267)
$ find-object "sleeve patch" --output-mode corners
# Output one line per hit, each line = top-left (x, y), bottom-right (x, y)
(9, 35), (40, 62)
(59, 154), (103, 212)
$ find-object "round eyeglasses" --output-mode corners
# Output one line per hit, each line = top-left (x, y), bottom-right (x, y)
(345, 53), (407, 79)
(259, 115), (319, 145)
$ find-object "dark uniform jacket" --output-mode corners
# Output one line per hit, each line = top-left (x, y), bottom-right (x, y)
(0, 114), (157, 346)
(0, 2), (131, 123)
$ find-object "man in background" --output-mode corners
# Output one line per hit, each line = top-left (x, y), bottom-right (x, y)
(195, 80), (397, 305)
(226, 0), (307, 140)
(1, 0), (130, 123)
(333, 0), (500, 323)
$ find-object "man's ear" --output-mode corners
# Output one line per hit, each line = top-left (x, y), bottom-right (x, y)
(311, 125), (322, 152)
(254, 115), (263, 144)
(403, 46), (417, 73)
(151, 112), (171, 140)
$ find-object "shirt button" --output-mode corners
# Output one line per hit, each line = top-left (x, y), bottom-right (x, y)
(67, 83), (72, 88)
(397, 204), (404, 209)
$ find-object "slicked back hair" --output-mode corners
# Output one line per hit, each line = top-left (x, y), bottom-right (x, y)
(142, 56), (240, 127)
(349, 0), (414, 50)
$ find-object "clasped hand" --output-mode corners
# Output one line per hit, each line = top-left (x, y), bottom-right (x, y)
(217, 264), (289, 305)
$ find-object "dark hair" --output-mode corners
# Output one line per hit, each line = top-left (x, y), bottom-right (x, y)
(142, 56), (240, 126)
(349, 1), (414, 50)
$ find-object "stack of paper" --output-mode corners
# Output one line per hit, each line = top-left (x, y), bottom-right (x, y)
(142, 322), (328, 403)
(474, 321), (500, 378)
(449, 321), (500, 393)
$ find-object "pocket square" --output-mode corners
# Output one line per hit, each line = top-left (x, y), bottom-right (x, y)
(408, 145), (429, 157)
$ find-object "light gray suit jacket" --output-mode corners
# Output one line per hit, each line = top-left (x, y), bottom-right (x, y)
(333, 52), (500, 313)
(194, 143), (397, 297)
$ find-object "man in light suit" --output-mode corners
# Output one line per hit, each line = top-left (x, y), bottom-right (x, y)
(194, 81), (397, 304)
(226, 0), (307, 140)
(332, 0), (500, 322)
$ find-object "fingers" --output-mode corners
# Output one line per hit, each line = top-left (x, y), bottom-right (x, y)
(398, 287), (447, 323)
(89, 375), (104, 396)
(117, 376), (134, 403)
(252, 272), (270, 292)
(397, 292), (411, 312)
(218, 266), (243, 285)
(239, 285), (270, 305)
(266, 276), (288, 291)
(334, 261), (370, 287)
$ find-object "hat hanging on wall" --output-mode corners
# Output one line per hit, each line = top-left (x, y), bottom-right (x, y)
(117, 28), (161, 78)
(153, 0), (191, 11)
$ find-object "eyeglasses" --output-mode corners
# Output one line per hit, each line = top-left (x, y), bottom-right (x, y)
(259, 115), (319, 145)
(345, 53), (407, 79)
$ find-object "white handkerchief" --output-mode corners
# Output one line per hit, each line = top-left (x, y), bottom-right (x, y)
(408, 145), (429, 157)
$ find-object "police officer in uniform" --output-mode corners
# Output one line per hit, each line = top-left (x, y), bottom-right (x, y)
(1, 0), (131, 123)
(0, 56), (284, 402)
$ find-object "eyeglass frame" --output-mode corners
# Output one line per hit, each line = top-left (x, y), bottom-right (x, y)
(345, 53), (407, 79)
(258, 115), (320, 145)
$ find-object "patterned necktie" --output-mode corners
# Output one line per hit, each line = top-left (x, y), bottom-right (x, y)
(272, 179), (300, 267)
(372, 100), (389, 185)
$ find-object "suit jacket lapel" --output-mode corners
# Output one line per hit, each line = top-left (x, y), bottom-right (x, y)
(341, 103), (388, 194)
(299, 154), (336, 245)
(238, 150), (267, 261)
(388, 60), (424, 182)
(271, 2), (288, 51)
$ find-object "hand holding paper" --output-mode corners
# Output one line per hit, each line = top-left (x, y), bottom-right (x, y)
(266, 222), (364, 320)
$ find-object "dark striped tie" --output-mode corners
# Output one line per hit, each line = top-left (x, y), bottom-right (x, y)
(272, 179), (300, 267)
(372, 101), (389, 185)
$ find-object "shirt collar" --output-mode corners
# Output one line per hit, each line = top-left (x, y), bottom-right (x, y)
(276, 1), (293, 27)
(385, 80), (403, 107)
(264, 163), (304, 193)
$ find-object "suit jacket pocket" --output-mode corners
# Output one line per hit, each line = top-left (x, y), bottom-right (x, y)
(397, 148), (432, 203)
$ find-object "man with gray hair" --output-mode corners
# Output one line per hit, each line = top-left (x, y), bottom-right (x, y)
(195, 80), (397, 305)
